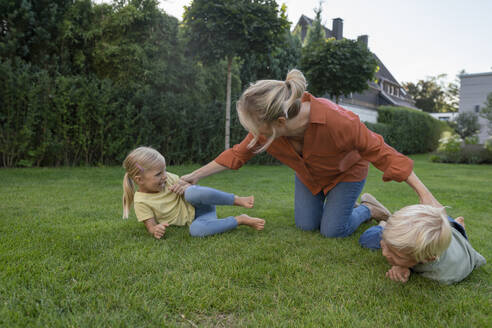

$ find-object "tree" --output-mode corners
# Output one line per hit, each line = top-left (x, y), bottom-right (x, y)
(239, 22), (302, 87)
(300, 38), (377, 103)
(402, 73), (461, 113)
(183, 0), (289, 149)
(0, 0), (73, 69)
(480, 92), (492, 134)
(453, 112), (480, 139)
(302, 4), (325, 47)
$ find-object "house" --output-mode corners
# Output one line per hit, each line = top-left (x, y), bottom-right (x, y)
(459, 71), (492, 143)
(294, 15), (418, 123)
(429, 112), (459, 122)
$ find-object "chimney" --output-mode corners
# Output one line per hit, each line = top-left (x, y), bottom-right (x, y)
(357, 35), (368, 48)
(332, 18), (343, 40)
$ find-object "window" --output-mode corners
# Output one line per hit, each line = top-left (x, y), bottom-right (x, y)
(475, 105), (480, 113)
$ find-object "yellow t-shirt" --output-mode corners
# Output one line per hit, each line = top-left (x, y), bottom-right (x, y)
(133, 172), (195, 226)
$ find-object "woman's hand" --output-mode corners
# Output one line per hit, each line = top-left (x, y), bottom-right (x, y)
(169, 161), (229, 195)
(386, 266), (411, 283)
(169, 176), (193, 195)
(179, 173), (199, 185)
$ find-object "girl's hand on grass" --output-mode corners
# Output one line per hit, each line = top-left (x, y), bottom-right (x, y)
(151, 222), (169, 239)
(386, 266), (410, 283)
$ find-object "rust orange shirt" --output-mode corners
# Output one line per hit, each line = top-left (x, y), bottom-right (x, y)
(215, 92), (414, 195)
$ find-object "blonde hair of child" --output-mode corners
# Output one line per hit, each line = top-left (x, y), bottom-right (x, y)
(122, 146), (166, 219)
(382, 204), (452, 263)
(236, 69), (307, 153)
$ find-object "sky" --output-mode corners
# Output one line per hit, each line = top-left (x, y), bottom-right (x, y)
(156, 0), (492, 85)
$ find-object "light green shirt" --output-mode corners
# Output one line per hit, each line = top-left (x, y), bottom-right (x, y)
(412, 228), (486, 284)
(134, 172), (195, 226)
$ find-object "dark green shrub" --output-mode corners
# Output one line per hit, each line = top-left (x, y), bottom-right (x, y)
(365, 106), (443, 154)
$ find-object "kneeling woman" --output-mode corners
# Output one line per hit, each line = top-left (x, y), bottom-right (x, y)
(171, 69), (441, 238)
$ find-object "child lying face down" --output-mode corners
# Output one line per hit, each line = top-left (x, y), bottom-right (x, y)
(359, 200), (486, 284)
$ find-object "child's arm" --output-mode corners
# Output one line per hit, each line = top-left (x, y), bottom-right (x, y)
(386, 266), (411, 283)
(143, 218), (170, 239)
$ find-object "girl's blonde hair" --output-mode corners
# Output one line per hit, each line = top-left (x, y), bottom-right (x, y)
(237, 69), (307, 152)
(122, 146), (166, 219)
(382, 205), (452, 263)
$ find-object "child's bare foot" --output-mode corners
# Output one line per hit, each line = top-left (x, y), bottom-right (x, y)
(455, 216), (465, 229)
(234, 195), (254, 209)
(235, 214), (265, 230)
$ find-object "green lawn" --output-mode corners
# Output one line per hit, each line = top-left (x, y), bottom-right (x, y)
(1, 155), (491, 327)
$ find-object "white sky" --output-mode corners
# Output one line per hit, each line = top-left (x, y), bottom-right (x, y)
(158, 0), (492, 84)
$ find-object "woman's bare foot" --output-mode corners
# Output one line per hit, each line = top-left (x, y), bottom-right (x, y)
(235, 214), (265, 230)
(455, 216), (465, 229)
(234, 195), (254, 209)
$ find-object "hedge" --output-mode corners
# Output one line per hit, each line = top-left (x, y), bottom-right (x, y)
(365, 106), (443, 154)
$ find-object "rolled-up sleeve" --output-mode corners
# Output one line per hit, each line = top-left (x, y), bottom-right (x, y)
(214, 133), (257, 170)
(354, 120), (413, 182)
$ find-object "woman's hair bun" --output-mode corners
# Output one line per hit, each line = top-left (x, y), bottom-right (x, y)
(285, 69), (307, 100)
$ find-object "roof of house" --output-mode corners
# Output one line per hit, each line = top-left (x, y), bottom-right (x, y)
(373, 54), (399, 85)
(297, 14), (333, 39)
(295, 15), (418, 110)
(459, 71), (492, 79)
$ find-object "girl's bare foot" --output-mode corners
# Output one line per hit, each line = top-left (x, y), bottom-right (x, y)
(235, 214), (265, 230)
(234, 195), (254, 209)
(455, 216), (465, 229)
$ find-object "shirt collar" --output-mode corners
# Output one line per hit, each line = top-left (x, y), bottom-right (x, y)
(302, 92), (326, 124)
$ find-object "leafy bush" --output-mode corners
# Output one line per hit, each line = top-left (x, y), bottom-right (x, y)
(453, 112), (480, 138)
(438, 134), (463, 153)
(431, 144), (492, 164)
(484, 137), (492, 152)
(431, 136), (492, 164)
(464, 135), (479, 145)
(365, 106), (443, 154)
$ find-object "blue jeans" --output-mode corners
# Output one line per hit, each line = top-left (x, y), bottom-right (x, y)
(359, 216), (468, 249)
(294, 175), (370, 238)
(184, 185), (238, 237)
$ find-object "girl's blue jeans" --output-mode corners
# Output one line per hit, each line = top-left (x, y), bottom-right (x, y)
(294, 175), (370, 238)
(359, 216), (468, 249)
(184, 185), (238, 237)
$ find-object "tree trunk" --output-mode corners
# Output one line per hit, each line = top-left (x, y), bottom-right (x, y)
(225, 56), (232, 150)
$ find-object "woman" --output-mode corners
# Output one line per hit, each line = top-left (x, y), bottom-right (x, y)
(170, 69), (442, 238)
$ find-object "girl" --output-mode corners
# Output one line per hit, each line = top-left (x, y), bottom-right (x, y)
(122, 147), (265, 239)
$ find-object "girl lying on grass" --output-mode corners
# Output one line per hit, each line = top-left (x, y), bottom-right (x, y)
(122, 147), (265, 239)
(359, 196), (486, 284)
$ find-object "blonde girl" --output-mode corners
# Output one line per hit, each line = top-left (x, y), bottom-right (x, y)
(122, 147), (264, 239)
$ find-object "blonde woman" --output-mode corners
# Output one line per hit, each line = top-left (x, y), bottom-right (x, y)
(170, 69), (442, 238)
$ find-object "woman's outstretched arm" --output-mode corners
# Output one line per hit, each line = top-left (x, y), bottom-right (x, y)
(169, 161), (229, 195)
(405, 171), (443, 208)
